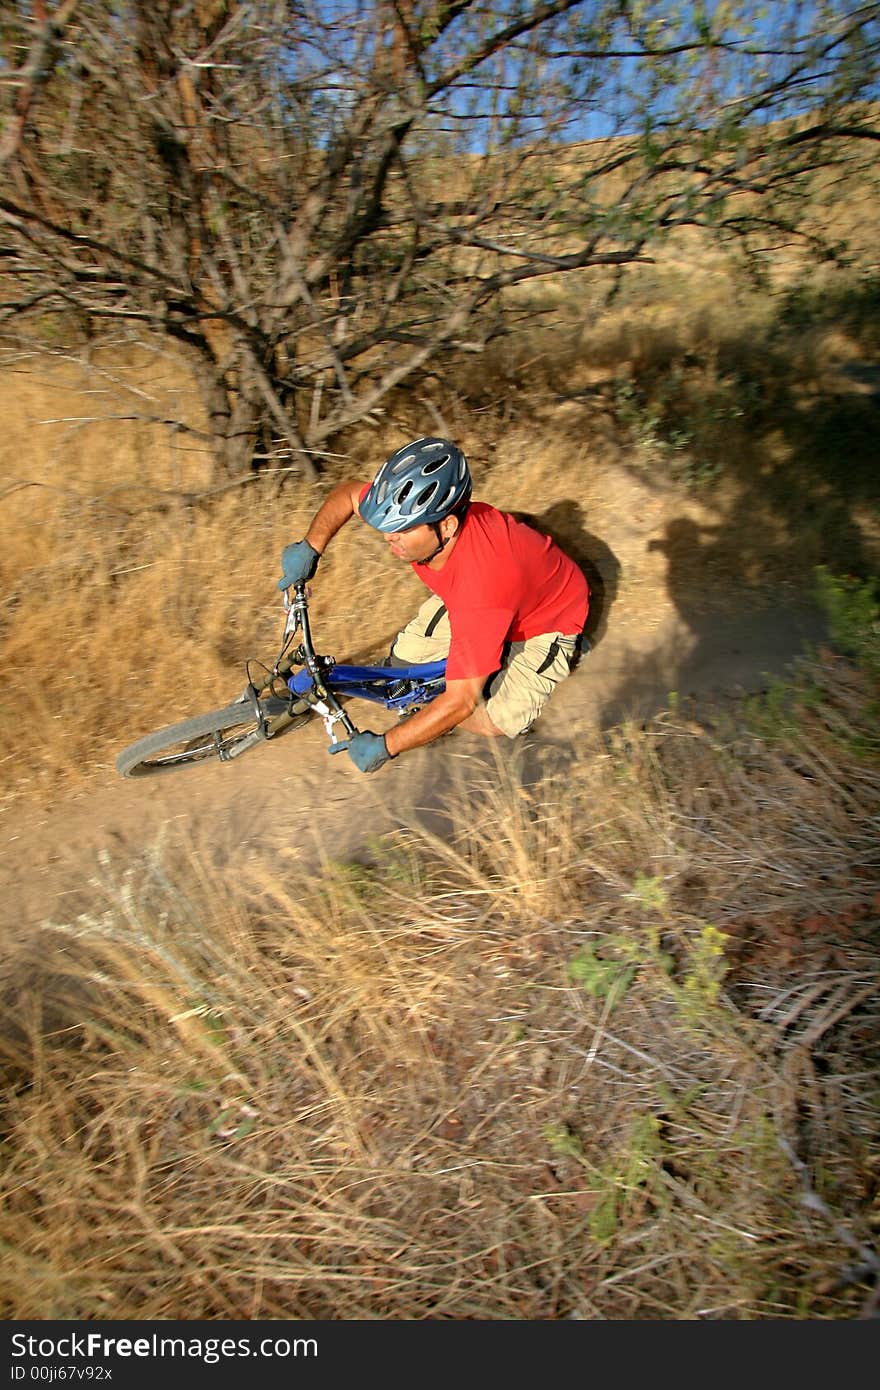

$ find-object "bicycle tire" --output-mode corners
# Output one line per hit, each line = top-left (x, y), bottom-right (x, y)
(115, 694), (311, 778)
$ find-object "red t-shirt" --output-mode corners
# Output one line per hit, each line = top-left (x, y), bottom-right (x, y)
(411, 503), (589, 680)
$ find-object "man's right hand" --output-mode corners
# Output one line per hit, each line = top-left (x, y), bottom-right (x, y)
(277, 539), (321, 590)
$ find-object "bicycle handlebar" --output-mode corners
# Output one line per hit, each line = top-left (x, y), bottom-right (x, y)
(280, 581), (357, 740)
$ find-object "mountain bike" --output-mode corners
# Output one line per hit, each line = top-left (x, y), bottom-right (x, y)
(115, 581), (446, 778)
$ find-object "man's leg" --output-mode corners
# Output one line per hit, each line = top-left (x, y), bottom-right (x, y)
(388, 597), (450, 665)
(392, 612), (578, 740)
(457, 704), (505, 737)
(480, 633), (578, 738)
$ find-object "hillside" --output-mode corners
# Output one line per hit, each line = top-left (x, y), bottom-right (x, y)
(0, 253), (877, 1319)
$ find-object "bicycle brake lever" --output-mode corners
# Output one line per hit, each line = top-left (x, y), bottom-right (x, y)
(311, 700), (357, 745)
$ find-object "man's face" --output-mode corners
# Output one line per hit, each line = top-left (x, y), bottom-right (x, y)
(383, 521), (440, 564)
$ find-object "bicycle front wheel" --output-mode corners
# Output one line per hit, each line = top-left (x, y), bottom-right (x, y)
(115, 695), (311, 778)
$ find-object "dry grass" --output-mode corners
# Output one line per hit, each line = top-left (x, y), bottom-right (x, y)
(0, 338), (430, 798)
(0, 651), (876, 1320)
(1, 248), (877, 801)
(0, 246), (877, 1318)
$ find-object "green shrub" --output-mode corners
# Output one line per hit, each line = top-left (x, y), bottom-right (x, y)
(815, 565), (880, 679)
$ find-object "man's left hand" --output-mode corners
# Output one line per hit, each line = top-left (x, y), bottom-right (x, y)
(328, 730), (393, 773)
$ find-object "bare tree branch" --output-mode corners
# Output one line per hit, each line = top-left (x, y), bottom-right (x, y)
(1, 1), (877, 480)
(0, 0), (82, 169)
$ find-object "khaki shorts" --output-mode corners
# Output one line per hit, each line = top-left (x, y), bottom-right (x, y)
(390, 596), (579, 738)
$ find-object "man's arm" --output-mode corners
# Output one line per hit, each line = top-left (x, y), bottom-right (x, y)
(384, 675), (488, 757)
(278, 479), (367, 589)
(338, 673), (502, 773)
(305, 479), (367, 555)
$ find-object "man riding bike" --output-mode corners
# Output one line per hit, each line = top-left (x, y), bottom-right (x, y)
(278, 437), (590, 773)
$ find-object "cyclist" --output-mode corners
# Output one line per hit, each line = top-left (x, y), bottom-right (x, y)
(278, 437), (590, 773)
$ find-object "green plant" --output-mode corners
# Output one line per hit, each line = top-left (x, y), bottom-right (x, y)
(676, 924), (730, 1024)
(744, 674), (811, 744)
(815, 566), (880, 678)
(568, 943), (636, 1010)
(588, 1114), (666, 1247)
(544, 1121), (588, 1165)
(612, 365), (734, 487)
(626, 872), (669, 913)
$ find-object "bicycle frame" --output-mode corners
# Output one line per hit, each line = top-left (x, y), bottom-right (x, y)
(278, 581), (446, 744)
(288, 661), (447, 709)
(114, 581), (448, 777)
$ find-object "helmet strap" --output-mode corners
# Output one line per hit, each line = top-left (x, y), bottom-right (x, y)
(416, 523), (448, 566)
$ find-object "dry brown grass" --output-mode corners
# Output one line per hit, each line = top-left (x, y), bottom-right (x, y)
(0, 244), (877, 1318)
(1, 242), (877, 804)
(0, 339), (429, 799)
(0, 651), (876, 1320)
(0, 334), (615, 798)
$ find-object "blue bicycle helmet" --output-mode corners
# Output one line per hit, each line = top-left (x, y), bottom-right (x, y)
(359, 437), (472, 533)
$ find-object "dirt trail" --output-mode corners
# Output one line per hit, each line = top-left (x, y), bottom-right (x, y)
(0, 467), (829, 939)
